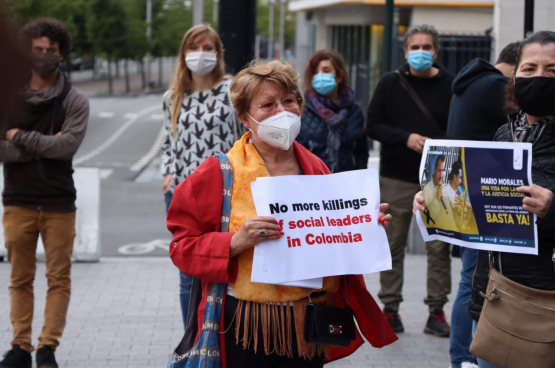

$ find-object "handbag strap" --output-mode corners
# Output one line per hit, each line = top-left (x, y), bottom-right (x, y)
(395, 70), (444, 134)
(307, 276), (349, 305)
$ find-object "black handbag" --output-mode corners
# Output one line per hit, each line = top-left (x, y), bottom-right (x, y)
(303, 276), (356, 348)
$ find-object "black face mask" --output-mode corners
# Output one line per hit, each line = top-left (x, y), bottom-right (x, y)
(32, 53), (60, 80)
(514, 76), (555, 117)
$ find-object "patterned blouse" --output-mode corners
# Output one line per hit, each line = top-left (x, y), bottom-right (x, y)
(162, 79), (242, 192)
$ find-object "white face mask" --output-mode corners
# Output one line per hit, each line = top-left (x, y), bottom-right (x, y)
(247, 111), (301, 150)
(185, 51), (217, 76)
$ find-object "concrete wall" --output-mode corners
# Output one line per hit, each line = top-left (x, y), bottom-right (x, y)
(411, 6), (493, 33)
(493, 0), (555, 59)
(0, 168), (101, 262)
(323, 4), (384, 25)
(306, 3), (495, 54)
(315, 9), (329, 50)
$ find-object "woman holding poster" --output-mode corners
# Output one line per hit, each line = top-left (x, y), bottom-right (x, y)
(297, 50), (368, 173)
(415, 31), (555, 368)
(167, 61), (397, 368)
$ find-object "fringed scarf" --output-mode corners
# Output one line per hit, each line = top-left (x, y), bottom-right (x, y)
(225, 132), (340, 359)
(305, 86), (355, 173)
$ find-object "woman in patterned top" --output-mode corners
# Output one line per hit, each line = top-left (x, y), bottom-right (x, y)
(161, 24), (241, 332)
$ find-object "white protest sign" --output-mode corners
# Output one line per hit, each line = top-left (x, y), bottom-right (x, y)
(250, 169), (391, 284)
(251, 247), (323, 288)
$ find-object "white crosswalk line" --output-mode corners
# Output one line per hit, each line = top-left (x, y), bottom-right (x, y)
(99, 169), (113, 179)
(129, 125), (165, 172)
(149, 114), (164, 120)
(75, 105), (160, 166)
(98, 112), (115, 118)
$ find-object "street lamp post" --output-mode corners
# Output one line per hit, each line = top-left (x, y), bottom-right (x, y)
(268, 0), (275, 59)
(382, 0), (394, 75)
(524, 0), (534, 38)
(193, 0), (204, 25)
(146, 0), (152, 90)
(213, 0), (219, 25)
(279, 0), (286, 60)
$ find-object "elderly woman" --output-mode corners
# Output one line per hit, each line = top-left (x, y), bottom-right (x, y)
(167, 61), (397, 368)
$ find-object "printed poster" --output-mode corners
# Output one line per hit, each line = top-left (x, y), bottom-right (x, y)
(416, 139), (538, 255)
(250, 169), (392, 284)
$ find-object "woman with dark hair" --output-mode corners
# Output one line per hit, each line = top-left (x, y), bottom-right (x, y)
(414, 31), (555, 368)
(297, 50), (368, 173)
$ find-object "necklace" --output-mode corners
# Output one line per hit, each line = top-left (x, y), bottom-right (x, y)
(252, 143), (272, 177)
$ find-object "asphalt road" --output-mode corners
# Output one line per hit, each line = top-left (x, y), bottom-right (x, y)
(75, 95), (171, 257)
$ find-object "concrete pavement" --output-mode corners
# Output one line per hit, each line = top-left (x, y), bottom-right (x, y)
(0, 254), (462, 368)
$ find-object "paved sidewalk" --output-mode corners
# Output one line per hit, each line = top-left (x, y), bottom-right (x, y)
(0, 254), (462, 368)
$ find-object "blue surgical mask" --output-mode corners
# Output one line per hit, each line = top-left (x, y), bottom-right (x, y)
(312, 73), (336, 95)
(407, 50), (434, 72)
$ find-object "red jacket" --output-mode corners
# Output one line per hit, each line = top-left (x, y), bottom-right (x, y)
(168, 142), (398, 367)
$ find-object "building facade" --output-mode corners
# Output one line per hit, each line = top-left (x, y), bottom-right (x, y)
(290, 0), (555, 108)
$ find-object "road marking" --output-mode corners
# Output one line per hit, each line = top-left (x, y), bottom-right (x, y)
(118, 239), (170, 255)
(150, 114), (164, 120)
(124, 113), (138, 119)
(129, 125), (165, 172)
(74, 105), (160, 166)
(98, 112), (115, 118)
(82, 162), (128, 168)
(99, 169), (113, 179)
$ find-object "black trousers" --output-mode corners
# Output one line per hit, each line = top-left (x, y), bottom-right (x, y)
(224, 295), (326, 368)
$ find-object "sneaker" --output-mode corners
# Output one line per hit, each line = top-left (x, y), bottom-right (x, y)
(383, 307), (404, 333)
(424, 309), (450, 337)
(0, 345), (32, 368)
(36, 346), (58, 368)
(461, 363), (479, 368)
(447, 363), (480, 368)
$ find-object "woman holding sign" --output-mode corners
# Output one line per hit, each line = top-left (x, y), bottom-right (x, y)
(167, 61), (397, 368)
(414, 31), (555, 368)
(297, 50), (368, 173)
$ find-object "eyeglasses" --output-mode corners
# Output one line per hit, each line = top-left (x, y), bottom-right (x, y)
(251, 97), (301, 113)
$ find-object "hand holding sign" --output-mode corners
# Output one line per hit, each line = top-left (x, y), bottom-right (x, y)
(378, 203), (391, 228)
(413, 191), (426, 214)
(517, 184), (554, 218)
(230, 216), (282, 257)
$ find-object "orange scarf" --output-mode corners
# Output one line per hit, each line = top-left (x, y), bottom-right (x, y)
(225, 132), (339, 358)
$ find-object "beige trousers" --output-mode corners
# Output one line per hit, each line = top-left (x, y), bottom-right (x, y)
(3, 205), (76, 352)
(378, 176), (451, 312)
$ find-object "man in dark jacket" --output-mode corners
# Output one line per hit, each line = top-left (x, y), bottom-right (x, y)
(367, 24), (454, 337)
(446, 43), (520, 368)
(0, 18), (89, 368)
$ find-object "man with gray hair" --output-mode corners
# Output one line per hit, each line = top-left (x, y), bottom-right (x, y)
(367, 24), (454, 337)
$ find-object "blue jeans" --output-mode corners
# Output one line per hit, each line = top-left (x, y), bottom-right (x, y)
(472, 320), (501, 368)
(450, 247), (478, 367)
(165, 191), (194, 332)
